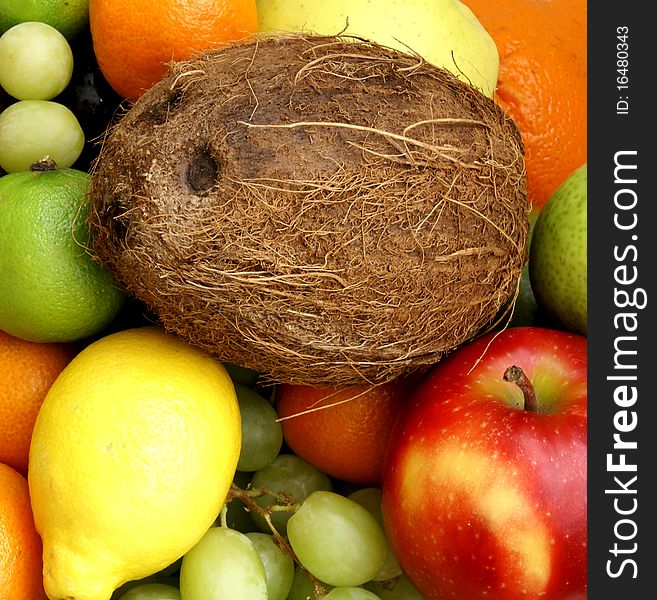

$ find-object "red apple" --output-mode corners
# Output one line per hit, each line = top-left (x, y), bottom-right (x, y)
(381, 327), (587, 600)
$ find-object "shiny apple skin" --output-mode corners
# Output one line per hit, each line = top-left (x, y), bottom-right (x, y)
(381, 327), (587, 600)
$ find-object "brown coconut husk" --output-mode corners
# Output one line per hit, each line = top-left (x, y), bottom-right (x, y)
(88, 35), (528, 386)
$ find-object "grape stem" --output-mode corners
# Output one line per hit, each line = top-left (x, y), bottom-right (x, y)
(219, 504), (229, 528)
(30, 156), (58, 171)
(227, 483), (329, 598)
(228, 482), (299, 508)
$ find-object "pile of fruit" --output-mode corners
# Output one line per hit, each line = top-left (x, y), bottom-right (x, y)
(0, 1), (587, 600)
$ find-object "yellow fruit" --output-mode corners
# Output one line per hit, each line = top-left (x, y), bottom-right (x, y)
(28, 326), (241, 600)
(256, 0), (499, 97)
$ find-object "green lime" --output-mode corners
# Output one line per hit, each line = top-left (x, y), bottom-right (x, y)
(0, 0), (89, 40)
(0, 158), (126, 342)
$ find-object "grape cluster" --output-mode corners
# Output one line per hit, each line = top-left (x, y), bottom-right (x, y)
(0, 23), (121, 175)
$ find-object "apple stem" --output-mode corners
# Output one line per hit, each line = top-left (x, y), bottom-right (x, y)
(503, 365), (538, 412)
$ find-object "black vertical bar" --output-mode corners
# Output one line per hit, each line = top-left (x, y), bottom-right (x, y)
(588, 3), (654, 597)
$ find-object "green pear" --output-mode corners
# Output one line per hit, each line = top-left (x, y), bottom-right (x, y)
(529, 164), (587, 335)
(256, 0), (499, 97)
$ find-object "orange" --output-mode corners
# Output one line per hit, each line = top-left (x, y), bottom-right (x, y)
(89, 0), (259, 102)
(463, 0), (587, 219)
(0, 462), (47, 600)
(0, 329), (77, 474)
(275, 379), (411, 486)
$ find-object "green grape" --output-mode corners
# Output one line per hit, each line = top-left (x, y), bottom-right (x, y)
(363, 575), (426, 599)
(110, 562), (181, 599)
(152, 578), (180, 589)
(250, 454), (332, 536)
(287, 491), (387, 587)
(246, 532), (295, 600)
(285, 565), (333, 600)
(0, 100), (84, 172)
(236, 383), (283, 472)
(179, 526), (268, 600)
(348, 488), (402, 581)
(115, 583), (181, 600)
(0, 22), (73, 100)
(323, 587), (382, 600)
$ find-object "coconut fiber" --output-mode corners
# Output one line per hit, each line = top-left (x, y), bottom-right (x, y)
(88, 35), (529, 385)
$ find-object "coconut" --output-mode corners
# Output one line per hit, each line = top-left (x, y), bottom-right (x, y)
(88, 35), (528, 386)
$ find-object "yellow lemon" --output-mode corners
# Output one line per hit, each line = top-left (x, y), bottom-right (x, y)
(28, 326), (241, 600)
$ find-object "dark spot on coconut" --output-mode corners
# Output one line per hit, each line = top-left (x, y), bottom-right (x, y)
(145, 88), (185, 125)
(185, 147), (220, 193)
(100, 194), (129, 242)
